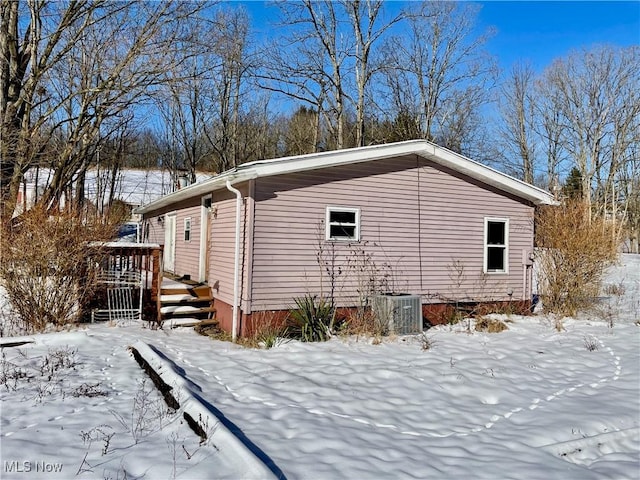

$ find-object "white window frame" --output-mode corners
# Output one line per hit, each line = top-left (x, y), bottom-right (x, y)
(325, 206), (360, 242)
(184, 217), (192, 242)
(484, 217), (509, 274)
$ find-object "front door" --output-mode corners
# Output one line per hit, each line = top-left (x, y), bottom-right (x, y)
(164, 213), (176, 273)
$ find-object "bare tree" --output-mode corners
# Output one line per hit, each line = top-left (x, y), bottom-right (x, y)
(1, 1), (206, 222)
(496, 62), (537, 184)
(343, 0), (403, 147)
(256, 35), (326, 154)
(260, 1), (404, 150)
(259, 1), (349, 150)
(620, 146), (640, 252)
(540, 46), (639, 215)
(534, 83), (567, 192)
(497, 45), (639, 247)
(381, 1), (496, 153)
(206, 7), (253, 171)
(2, 1), (95, 221)
(156, 58), (213, 182)
(155, 7), (254, 176)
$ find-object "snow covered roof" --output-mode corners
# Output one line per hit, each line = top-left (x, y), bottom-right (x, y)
(135, 140), (556, 214)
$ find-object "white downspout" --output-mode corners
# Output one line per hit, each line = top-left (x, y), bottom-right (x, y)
(226, 180), (242, 342)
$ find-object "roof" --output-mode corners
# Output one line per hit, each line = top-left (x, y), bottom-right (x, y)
(135, 140), (556, 214)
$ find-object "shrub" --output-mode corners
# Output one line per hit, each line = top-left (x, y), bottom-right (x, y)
(474, 316), (508, 333)
(420, 332), (435, 350)
(342, 307), (387, 338)
(583, 335), (599, 352)
(242, 313), (289, 349)
(535, 200), (618, 320)
(0, 205), (120, 332)
(288, 294), (335, 342)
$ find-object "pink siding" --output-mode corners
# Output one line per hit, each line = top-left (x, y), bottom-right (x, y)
(250, 155), (534, 311)
(173, 205), (202, 279)
(141, 197), (203, 279)
(143, 216), (165, 245)
(419, 163), (533, 301)
(208, 186), (252, 312)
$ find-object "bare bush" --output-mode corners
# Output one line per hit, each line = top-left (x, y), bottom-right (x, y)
(535, 200), (618, 322)
(79, 424), (116, 456)
(420, 332), (435, 351)
(39, 346), (78, 380)
(0, 353), (29, 391)
(0, 205), (120, 332)
(71, 382), (109, 398)
(110, 378), (174, 443)
(0, 345), (91, 402)
(243, 313), (289, 349)
(343, 307), (388, 338)
(583, 335), (599, 351)
(474, 316), (509, 333)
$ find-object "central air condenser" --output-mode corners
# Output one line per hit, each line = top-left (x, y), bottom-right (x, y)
(372, 294), (422, 335)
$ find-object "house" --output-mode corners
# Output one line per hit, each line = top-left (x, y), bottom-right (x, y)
(135, 140), (556, 338)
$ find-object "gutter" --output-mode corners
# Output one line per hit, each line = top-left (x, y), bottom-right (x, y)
(226, 180), (243, 342)
(134, 170), (256, 215)
(134, 142), (555, 215)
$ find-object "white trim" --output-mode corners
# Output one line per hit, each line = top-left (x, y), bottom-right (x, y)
(198, 195), (212, 283)
(484, 217), (509, 274)
(135, 140), (556, 215)
(163, 212), (177, 273)
(326, 206), (360, 242)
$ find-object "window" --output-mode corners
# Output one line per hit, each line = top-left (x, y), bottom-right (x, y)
(184, 218), (192, 242)
(484, 218), (508, 273)
(326, 207), (360, 241)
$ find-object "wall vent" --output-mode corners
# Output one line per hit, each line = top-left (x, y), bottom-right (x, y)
(372, 294), (422, 335)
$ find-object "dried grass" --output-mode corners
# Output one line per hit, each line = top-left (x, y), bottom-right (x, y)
(474, 316), (508, 333)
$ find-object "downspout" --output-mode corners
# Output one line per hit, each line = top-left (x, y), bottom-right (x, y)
(226, 180), (242, 342)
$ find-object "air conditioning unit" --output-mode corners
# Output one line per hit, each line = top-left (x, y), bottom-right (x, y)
(372, 294), (422, 335)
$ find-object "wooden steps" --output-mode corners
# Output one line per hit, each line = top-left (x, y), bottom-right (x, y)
(159, 282), (217, 328)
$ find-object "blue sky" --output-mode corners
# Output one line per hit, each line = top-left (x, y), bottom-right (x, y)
(476, 1), (640, 71)
(240, 1), (640, 73)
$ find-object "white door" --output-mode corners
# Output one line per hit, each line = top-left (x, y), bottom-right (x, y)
(164, 214), (176, 273)
(198, 197), (211, 282)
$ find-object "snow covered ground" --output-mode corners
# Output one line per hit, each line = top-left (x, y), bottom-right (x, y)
(1, 256), (639, 479)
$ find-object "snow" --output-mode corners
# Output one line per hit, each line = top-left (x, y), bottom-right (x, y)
(1, 256), (639, 479)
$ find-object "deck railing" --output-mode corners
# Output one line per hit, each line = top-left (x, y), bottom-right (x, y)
(86, 243), (163, 324)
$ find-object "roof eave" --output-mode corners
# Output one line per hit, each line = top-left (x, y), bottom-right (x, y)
(418, 145), (556, 206)
(134, 171), (256, 215)
(134, 140), (556, 214)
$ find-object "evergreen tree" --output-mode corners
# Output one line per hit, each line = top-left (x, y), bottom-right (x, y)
(562, 167), (583, 199)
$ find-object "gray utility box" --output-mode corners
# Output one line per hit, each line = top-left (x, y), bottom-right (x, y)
(372, 294), (422, 335)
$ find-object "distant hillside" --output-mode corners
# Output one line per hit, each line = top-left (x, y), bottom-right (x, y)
(20, 168), (214, 211)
